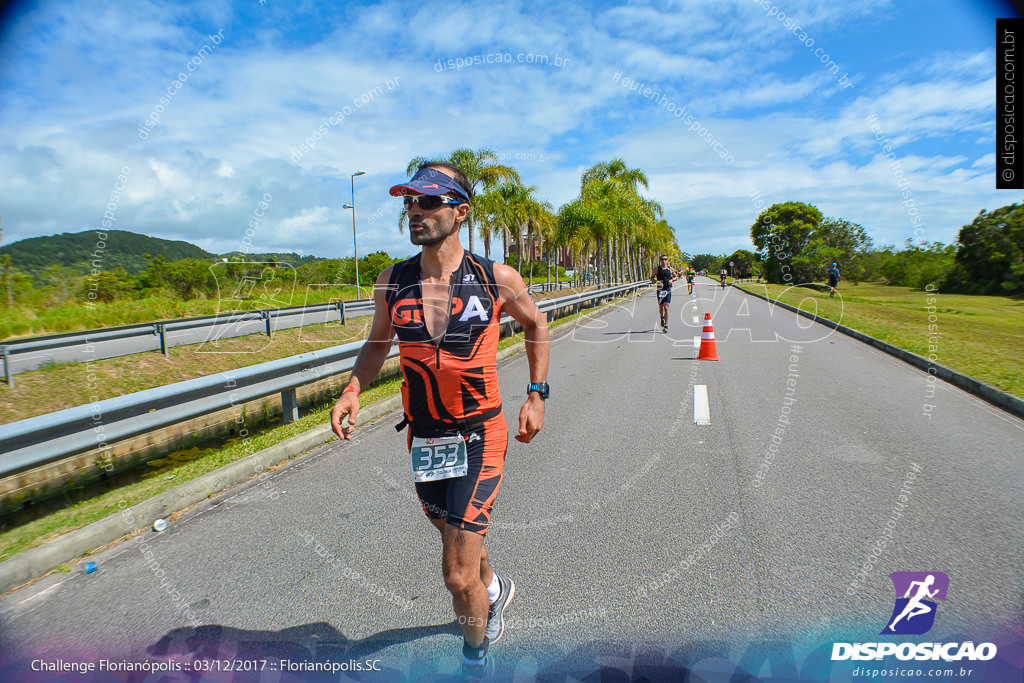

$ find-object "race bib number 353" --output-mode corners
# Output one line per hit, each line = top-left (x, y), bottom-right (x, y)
(410, 435), (468, 482)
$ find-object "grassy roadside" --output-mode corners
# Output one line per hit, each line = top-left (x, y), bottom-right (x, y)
(0, 291), (630, 562)
(0, 280), (587, 341)
(742, 282), (1024, 398)
(0, 286), (367, 341)
(0, 318), (374, 424)
(0, 285), (601, 424)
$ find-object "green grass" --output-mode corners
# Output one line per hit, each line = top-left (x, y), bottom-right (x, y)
(523, 275), (575, 284)
(0, 317), (374, 424)
(741, 281), (1024, 398)
(0, 290), (628, 564)
(0, 287), (365, 341)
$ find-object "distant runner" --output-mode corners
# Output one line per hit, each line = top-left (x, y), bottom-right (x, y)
(719, 267), (728, 289)
(652, 255), (676, 333)
(685, 266), (696, 295)
(827, 262), (841, 298)
(330, 162), (550, 679)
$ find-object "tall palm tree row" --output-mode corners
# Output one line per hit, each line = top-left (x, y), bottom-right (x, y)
(397, 151), (676, 287)
(556, 159), (675, 286)
(475, 182), (554, 281)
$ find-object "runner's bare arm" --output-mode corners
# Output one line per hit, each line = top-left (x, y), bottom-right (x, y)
(494, 264), (549, 444)
(330, 267), (396, 440)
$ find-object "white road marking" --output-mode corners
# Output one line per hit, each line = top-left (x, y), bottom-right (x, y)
(694, 385), (711, 425)
(693, 336), (701, 349)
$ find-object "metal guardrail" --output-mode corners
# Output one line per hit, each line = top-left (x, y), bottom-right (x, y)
(0, 282), (648, 479)
(527, 281), (573, 293)
(0, 299), (375, 386)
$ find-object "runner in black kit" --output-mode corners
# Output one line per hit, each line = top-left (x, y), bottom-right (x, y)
(330, 163), (550, 678)
(652, 255), (676, 333)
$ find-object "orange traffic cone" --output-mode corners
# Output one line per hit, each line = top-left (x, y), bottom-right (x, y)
(697, 312), (720, 361)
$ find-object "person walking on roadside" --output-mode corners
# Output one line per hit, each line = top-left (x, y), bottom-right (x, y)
(652, 255), (676, 333)
(827, 262), (841, 298)
(330, 162), (550, 678)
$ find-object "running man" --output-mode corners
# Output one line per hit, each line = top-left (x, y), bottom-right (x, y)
(827, 262), (841, 298)
(719, 266), (728, 288)
(330, 163), (550, 678)
(887, 574), (939, 632)
(651, 255), (676, 333)
(685, 265), (696, 295)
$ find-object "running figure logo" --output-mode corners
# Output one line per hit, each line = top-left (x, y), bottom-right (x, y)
(881, 571), (949, 635)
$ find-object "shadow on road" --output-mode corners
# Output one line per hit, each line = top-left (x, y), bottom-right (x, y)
(146, 620), (459, 669)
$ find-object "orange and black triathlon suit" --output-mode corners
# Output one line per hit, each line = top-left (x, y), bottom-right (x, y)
(385, 250), (508, 535)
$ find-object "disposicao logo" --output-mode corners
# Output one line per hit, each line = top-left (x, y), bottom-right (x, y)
(882, 571), (948, 635)
(832, 571), (997, 662)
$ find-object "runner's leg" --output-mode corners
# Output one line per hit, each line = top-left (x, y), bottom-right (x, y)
(430, 518), (494, 587)
(443, 524), (489, 647)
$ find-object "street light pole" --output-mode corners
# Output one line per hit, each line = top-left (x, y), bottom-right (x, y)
(342, 170), (366, 299)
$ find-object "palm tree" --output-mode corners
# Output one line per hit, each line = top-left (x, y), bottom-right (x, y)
(552, 160), (669, 286)
(476, 183), (529, 262)
(634, 218), (677, 279)
(528, 200), (556, 287)
(475, 182), (552, 286)
(582, 159), (663, 283)
(555, 200), (602, 286)
(402, 149), (521, 254)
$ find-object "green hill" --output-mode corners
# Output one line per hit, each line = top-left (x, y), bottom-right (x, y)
(220, 252), (321, 268)
(0, 230), (215, 277)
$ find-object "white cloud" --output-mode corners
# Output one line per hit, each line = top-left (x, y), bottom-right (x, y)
(0, 0), (1007, 265)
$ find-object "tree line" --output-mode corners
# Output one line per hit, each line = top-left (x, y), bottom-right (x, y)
(0, 252), (403, 310)
(5, 163), (1017, 314)
(700, 200), (1022, 295)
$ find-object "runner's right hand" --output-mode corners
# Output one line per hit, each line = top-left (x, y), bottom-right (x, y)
(330, 393), (360, 440)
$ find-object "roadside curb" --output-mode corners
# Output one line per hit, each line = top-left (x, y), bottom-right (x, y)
(0, 390), (401, 595)
(0, 315), (566, 594)
(734, 285), (1024, 420)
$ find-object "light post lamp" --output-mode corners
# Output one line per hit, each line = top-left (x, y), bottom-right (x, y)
(342, 170), (366, 299)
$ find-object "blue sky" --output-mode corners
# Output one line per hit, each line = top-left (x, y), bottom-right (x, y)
(0, 0), (1018, 262)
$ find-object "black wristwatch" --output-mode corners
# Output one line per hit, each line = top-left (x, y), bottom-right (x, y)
(527, 382), (550, 399)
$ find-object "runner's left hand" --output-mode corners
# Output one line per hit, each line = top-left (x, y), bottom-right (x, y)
(516, 394), (545, 443)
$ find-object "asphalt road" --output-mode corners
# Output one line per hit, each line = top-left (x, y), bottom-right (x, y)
(2, 278), (1021, 682)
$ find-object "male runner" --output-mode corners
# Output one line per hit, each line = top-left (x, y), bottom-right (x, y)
(719, 266), (728, 288)
(685, 266), (696, 295)
(827, 262), (841, 298)
(651, 255), (675, 333)
(330, 163), (550, 677)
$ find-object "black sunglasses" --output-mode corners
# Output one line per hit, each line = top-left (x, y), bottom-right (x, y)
(403, 194), (464, 210)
